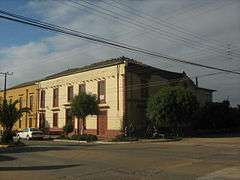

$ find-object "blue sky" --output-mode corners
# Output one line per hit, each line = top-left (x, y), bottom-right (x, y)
(0, 0), (54, 49)
(0, 0), (240, 105)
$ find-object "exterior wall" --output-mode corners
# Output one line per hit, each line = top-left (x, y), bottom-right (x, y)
(0, 84), (39, 131)
(126, 68), (170, 136)
(125, 65), (213, 135)
(192, 88), (213, 106)
(38, 64), (125, 138)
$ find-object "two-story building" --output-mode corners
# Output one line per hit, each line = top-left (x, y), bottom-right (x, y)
(37, 57), (214, 138)
(0, 81), (39, 131)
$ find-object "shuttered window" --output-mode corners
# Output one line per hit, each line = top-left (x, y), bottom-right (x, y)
(40, 90), (45, 108)
(29, 95), (34, 111)
(53, 88), (59, 107)
(98, 80), (106, 103)
(79, 84), (86, 94)
(67, 86), (74, 102)
(53, 113), (58, 127)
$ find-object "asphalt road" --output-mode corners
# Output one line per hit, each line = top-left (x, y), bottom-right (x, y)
(0, 138), (240, 180)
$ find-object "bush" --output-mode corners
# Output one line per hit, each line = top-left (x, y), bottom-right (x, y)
(70, 134), (98, 142)
(1, 130), (15, 144)
(112, 134), (138, 142)
(63, 121), (74, 135)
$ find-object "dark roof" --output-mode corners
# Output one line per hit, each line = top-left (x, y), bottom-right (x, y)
(6, 80), (37, 91)
(42, 56), (185, 81)
(196, 86), (216, 92)
(3, 57), (213, 93)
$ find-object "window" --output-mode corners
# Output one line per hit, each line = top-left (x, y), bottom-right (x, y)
(19, 97), (23, 109)
(40, 90), (45, 108)
(53, 88), (59, 107)
(67, 86), (74, 102)
(29, 95), (34, 111)
(29, 118), (32, 127)
(98, 80), (106, 103)
(53, 113), (58, 127)
(79, 84), (86, 94)
(19, 119), (21, 128)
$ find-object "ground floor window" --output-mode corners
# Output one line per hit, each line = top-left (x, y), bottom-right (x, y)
(53, 113), (58, 128)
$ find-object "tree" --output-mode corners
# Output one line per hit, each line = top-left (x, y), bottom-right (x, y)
(146, 86), (198, 135)
(0, 100), (30, 143)
(71, 92), (98, 135)
(63, 120), (74, 137)
(193, 100), (240, 130)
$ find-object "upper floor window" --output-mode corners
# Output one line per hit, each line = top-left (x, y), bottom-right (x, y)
(53, 88), (59, 107)
(98, 80), (106, 103)
(29, 95), (34, 111)
(40, 90), (45, 108)
(19, 97), (23, 109)
(79, 84), (86, 94)
(67, 86), (74, 102)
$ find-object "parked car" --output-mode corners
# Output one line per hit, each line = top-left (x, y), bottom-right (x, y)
(17, 128), (44, 140)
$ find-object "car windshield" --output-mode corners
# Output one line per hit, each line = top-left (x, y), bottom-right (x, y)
(30, 128), (40, 131)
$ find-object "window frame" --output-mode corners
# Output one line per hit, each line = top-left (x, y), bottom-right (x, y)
(40, 90), (45, 108)
(53, 113), (58, 128)
(29, 95), (34, 111)
(98, 80), (106, 104)
(53, 88), (59, 107)
(67, 86), (74, 102)
(79, 83), (86, 94)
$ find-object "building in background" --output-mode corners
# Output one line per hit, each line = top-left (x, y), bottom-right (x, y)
(37, 57), (214, 138)
(0, 81), (39, 131)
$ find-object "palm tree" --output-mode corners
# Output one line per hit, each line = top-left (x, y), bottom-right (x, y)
(0, 100), (30, 143)
(71, 92), (98, 135)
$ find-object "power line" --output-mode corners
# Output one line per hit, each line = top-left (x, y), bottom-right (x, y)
(70, 0), (240, 59)
(0, 10), (240, 75)
(105, 0), (240, 55)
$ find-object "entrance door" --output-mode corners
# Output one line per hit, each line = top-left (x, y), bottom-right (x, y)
(97, 110), (107, 136)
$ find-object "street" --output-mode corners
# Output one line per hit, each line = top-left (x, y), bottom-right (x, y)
(0, 138), (240, 180)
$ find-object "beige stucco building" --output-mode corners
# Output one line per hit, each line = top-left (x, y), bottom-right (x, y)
(0, 82), (39, 131)
(37, 57), (214, 138)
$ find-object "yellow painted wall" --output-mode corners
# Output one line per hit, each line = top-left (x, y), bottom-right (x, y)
(38, 63), (125, 131)
(0, 84), (39, 131)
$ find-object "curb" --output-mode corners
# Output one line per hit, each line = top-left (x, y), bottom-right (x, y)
(53, 138), (182, 144)
(53, 139), (88, 143)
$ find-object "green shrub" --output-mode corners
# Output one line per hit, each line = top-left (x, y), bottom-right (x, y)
(63, 121), (74, 135)
(70, 134), (98, 142)
(1, 130), (15, 144)
(112, 134), (138, 142)
(58, 134), (69, 139)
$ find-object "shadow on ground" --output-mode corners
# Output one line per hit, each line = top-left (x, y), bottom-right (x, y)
(0, 155), (17, 162)
(0, 164), (83, 171)
(1, 146), (71, 154)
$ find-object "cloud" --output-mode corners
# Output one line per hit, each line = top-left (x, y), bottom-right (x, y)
(0, 0), (239, 106)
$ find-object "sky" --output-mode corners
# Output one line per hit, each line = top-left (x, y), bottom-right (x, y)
(0, 0), (239, 106)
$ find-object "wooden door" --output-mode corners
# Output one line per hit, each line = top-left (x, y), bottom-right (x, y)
(97, 111), (107, 136)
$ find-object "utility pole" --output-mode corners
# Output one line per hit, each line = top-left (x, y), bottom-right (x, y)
(0, 72), (13, 101)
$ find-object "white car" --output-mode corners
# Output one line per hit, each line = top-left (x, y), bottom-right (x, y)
(17, 128), (44, 140)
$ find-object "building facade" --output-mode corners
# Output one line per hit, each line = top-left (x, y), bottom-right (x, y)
(37, 57), (214, 138)
(0, 82), (39, 131)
